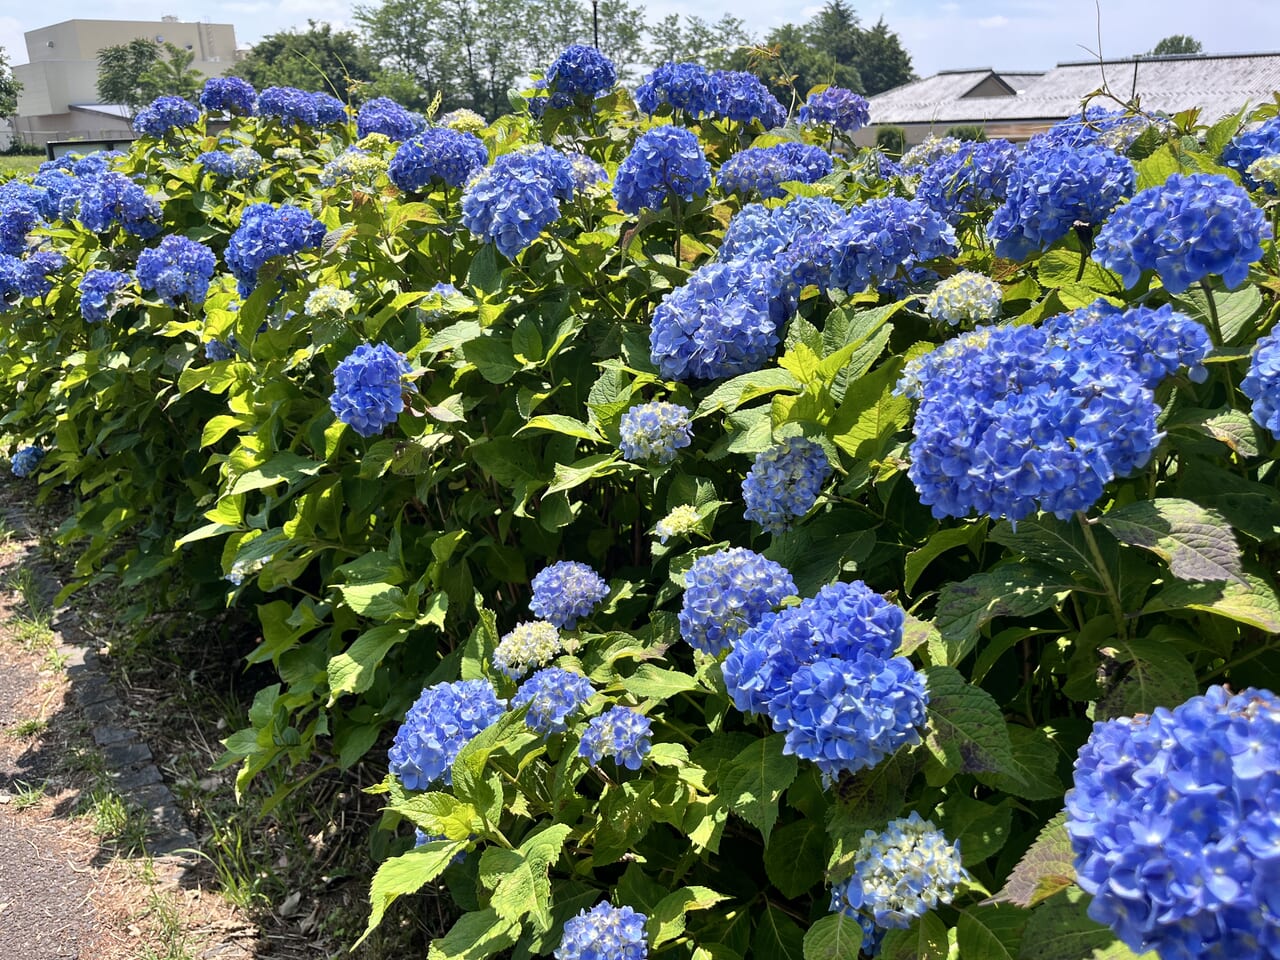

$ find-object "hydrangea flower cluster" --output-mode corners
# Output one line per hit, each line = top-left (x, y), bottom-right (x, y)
(1221, 115), (1280, 190)
(900, 323), (1163, 521)
(389, 129), (488, 192)
(679, 547), (795, 655)
(355, 97), (423, 140)
(654, 504), (701, 543)
(1032, 106), (1161, 152)
(225, 203), (326, 294)
(578, 706), (652, 770)
(30, 169), (81, 221)
(1066, 686), (1280, 958)
(133, 96), (200, 137)
(743, 437), (832, 534)
(1248, 154), (1280, 190)
(798, 86), (871, 133)
(914, 139), (1019, 224)
(634, 62), (720, 118)
(388, 679), (506, 789)
(10, 446), (45, 478)
(273, 147), (304, 162)
(720, 196), (847, 295)
(820, 197), (957, 295)
(439, 108), (486, 133)
(511, 667), (594, 736)
(311, 92), (348, 125)
(77, 269), (132, 323)
(200, 76), (257, 115)
(900, 135), (962, 171)
(722, 581), (928, 780)
(204, 337), (238, 361)
(717, 143), (833, 199)
(136, 235), (216, 306)
(328, 342), (413, 437)
(1042, 300), (1211, 387)
(712, 70), (786, 127)
(198, 146), (264, 180)
(304, 285), (357, 315)
(319, 149), (387, 188)
(1092, 172), (1271, 294)
(988, 145), (1136, 260)
(1242, 328), (1280, 438)
(529, 560), (608, 629)
(547, 45), (617, 100)
(0, 198), (39, 256)
(648, 259), (782, 381)
(923, 271), (1003, 325)
(555, 902), (648, 960)
(74, 172), (162, 237)
(613, 126), (711, 215)
(492, 620), (562, 679)
(830, 812), (968, 935)
(257, 86), (320, 126)
(618, 401), (693, 464)
(12, 251), (63, 300)
(461, 147), (576, 258)
(566, 152), (608, 193)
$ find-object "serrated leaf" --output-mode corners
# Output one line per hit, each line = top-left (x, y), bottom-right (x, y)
(359, 841), (466, 945)
(1143, 569), (1280, 632)
(765, 818), (826, 898)
(828, 356), (910, 461)
(976, 725), (1065, 801)
(718, 735), (799, 844)
(905, 521), (987, 595)
(694, 367), (801, 417)
(1098, 638), (1199, 718)
(957, 904), (1028, 960)
(879, 912), (949, 960)
(520, 415), (602, 441)
(802, 913), (863, 960)
(934, 563), (1074, 665)
(941, 795), (1014, 865)
(753, 902), (806, 960)
(923, 666), (1018, 777)
(993, 811), (1074, 908)
(327, 624), (410, 701)
(427, 907), (519, 960)
(1099, 500), (1243, 583)
(391, 792), (481, 840)
(226, 451), (323, 495)
(647, 886), (728, 947)
(1017, 888), (1115, 960)
(624, 663), (700, 700)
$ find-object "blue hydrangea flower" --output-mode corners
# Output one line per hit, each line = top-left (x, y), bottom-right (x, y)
(329, 342), (413, 437)
(578, 706), (652, 770)
(710, 70), (786, 127)
(257, 86), (320, 127)
(613, 126), (711, 215)
(566, 152), (608, 193)
(830, 812), (968, 934)
(819, 197), (957, 295)
(743, 436), (833, 534)
(1223, 115), (1280, 191)
(512, 667), (594, 736)
(356, 97), (423, 140)
(556, 901), (648, 960)
(915, 139), (1019, 224)
(1031, 106), (1165, 152)
(721, 197), (848, 297)
(635, 62), (719, 118)
(722, 581), (927, 780)
(388, 128), (488, 192)
(1066, 686), (1280, 959)
(1042, 300), (1211, 387)
(679, 547), (795, 655)
(133, 96), (200, 136)
(1092, 173), (1271, 294)
(197, 146), (264, 179)
(799, 86), (870, 132)
(136, 236), (216, 307)
(0, 198), (40, 256)
(388, 679), (506, 790)
(225, 203), (326, 295)
(988, 145), (1135, 260)
(493, 621), (562, 679)
(78, 269), (132, 322)
(900, 323), (1163, 522)
(529, 560), (608, 629)
(923, 271), (1003, 326)
(205, 337), (238, 361)
(6, 251), (62, 300)
(618, 401), (692, 464)
(547, 45), (617, 100)
(311, 92), (349, 125)
(461, 147), (576, 259)
(200, 77), (257, 115)
(73, 172), (162, 238)
(1243, 328), (1280, 439)
(10, 446), (46, 478)
(717, 143), (833, 199)
(649, 259), (782, 381)
(30, 169), (80, 221)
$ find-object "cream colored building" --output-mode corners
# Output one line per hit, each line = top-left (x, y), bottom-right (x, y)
(11, 17), (239, 146)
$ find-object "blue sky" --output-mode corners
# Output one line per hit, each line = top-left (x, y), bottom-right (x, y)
(3, 0), (1277, 81)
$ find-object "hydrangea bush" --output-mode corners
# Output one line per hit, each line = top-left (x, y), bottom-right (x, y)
(3, 60), (1280, 960)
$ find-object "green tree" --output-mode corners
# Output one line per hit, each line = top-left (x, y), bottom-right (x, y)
(139, 43), (205, 103)
(1149, 34), (1203, 56)
(732, 23), (862, 106)
(0, 47), (21, 121)
(97, 38), (162, 113)
(647, 13), (750, 70)
(233, 20), (382, 103)
(855, 17), (914, 95)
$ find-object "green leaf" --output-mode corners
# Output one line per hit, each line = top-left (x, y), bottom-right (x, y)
(1173, 284), (1263, 345)
(994, 811), (1075, 908)
(934, 563), (1074, 665)
(1099, 499), (1243, 583)
(802, 913), (863, 960)
(545, 453), (624, 496)
(359, 840), (466, 945)
(427, 907), (520, 960)
(764, 818), (826, 898)
(336, 581), (408, 618)
(975, 725), (1065, 801)
(226, 451), (323, 495)
(879, 912), (949, 960)
(392, 792), (482, 841)
(647, 886), (728, 947)
(1017, 888), (1115, 960)
(957, 904), (1027, 960)
(828, 356), (910, 461)
(1089, 941), (1157, 959)
(519, 415), (602, 441)
(467, 245), (502, 294)
(905, 521), (987, 595)
(1098, 637), (1199, 718)
(594, 781), (655, 864)
(327, 624), (410, 701)
(752, 902), (806, 960)
(1143, 569), (1280, 632)
(1134, 144), (1182, 191)
(694, 367), (801, 417)
(940, 795), (1014, 865)
(923, 666), (1018, 777)
(623, 663), (700, 700)
(718, 735), (799, 844)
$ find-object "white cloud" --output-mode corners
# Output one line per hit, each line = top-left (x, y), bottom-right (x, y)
(977, 15), (1010, 28)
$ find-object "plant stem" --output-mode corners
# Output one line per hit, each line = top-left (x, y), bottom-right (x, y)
(671, 195), (684, 263)
(1200, 279), (1226, 347)
(1076, 511), (1126, 640)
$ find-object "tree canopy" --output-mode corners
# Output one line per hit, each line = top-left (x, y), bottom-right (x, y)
(232, 20), (382, 102)
(97, 40), (206, 114)
(1149, 34), (1203, 56)
(0, 47), (21, 119)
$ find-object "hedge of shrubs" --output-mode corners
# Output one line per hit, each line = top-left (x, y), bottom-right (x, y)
(3, 45), (1280, 960)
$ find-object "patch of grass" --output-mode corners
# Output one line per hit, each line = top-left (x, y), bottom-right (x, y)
(136, 890), (196, 960)
(10, 778), (46, 810)
(187, 813), (279, 911)
(83, 786), (129, 837)
(8, 716), (48, 737)
(0, 155), (42, 179)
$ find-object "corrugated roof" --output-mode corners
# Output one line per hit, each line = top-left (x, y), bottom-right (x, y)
(69, 103), (132, 119)
(868, 52), (1280, 126)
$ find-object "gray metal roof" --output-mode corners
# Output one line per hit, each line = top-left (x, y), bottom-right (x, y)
(868, 52), (1280, 126)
